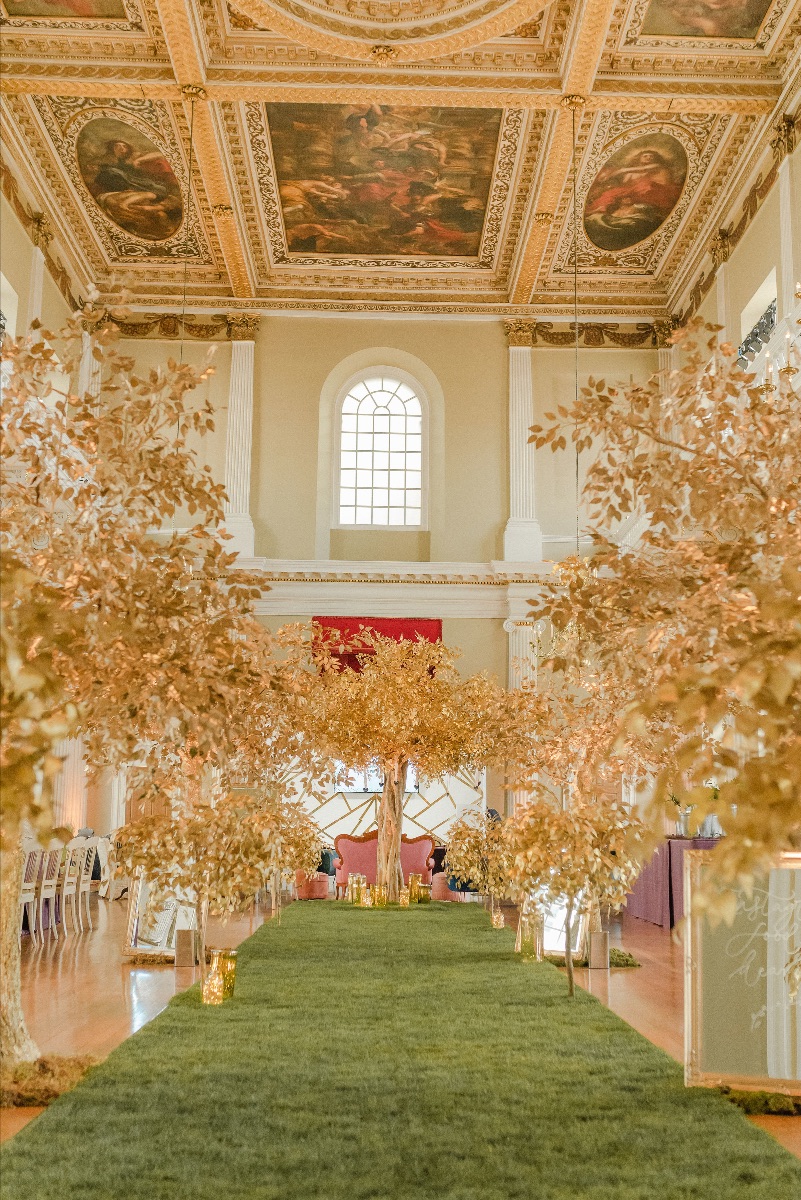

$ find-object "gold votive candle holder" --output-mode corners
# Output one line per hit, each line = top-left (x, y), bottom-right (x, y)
(399, 886), (410, 907)
(408, 872), (422, 903)
(201, 954), (225, 1005)
(491, 905), (505, 929)
(218, 948), (237, 999)
(360, 885), (373, 907)
(417, 883), (431, 904)
(373, 884), (388, 907)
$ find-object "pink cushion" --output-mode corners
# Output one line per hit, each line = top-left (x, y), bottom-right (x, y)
(334, 832), (434, 888)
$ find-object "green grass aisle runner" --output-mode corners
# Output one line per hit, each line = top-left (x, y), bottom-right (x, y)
(2, 903), (799, 1200)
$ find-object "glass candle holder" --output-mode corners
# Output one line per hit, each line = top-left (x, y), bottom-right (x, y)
(360, 885), (373, 907)
(373, 884), (388, 907)
(218, 948), (238, 999)
(399, 886), (410, 907)
(518, 905), (545, 961)
(491, 904), (505, 929)
(202, 955), (225, 1005)
(408, 873), (422, 903)
(417, 883), (432, 905)
(346, 873), (356, 903)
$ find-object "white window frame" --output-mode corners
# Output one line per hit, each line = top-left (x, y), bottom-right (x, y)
(331, 365), (430, 532)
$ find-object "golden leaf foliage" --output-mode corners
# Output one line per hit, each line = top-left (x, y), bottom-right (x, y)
(528, 320), (801, 915)
(444, 807), (511, 900)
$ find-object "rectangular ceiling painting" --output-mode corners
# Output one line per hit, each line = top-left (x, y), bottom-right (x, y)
(641, 0), (772, 38)
(3, 0), (127, 15)
(265, 103), (503, 258)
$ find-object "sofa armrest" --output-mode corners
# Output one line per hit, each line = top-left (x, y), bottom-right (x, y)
(333, 857), (342, 869)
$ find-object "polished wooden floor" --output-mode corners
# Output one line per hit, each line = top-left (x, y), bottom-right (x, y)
(2, 894), (799, 1162)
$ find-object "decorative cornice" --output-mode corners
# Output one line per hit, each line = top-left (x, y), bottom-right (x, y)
(709, 227), (733, 269)
(0, 162), (77, 310)
(653, 317), (680, 350)
(86, 311), (261, 340)
(503, 319), (656, 348)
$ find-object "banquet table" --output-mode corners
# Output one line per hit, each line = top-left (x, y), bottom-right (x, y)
(626, 837), (719, 928)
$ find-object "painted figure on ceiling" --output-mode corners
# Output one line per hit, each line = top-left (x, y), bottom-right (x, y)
(641, 0), (772, 39)
(583, 133), (688, 252)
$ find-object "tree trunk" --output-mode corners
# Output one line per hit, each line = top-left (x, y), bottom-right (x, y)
(195, 897), (208, 985)
(564, 895), (575, 999)
(376, 760), (406, 902)
(0, 842), (40, 1067)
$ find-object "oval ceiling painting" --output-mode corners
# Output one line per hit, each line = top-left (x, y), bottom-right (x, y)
(583, 132), (688, 253)
(76, 117), (182, 242)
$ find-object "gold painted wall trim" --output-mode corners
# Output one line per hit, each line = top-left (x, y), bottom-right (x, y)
(503, 319), (657, 348)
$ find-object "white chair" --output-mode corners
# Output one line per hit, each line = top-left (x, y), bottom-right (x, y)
(77, 836), (99, 931)
(35, 842), (63, 940)
(19, 845), (42, 942)
(59, 839), (85, 936)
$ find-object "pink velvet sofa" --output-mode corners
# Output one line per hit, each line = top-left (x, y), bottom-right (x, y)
(334, 831), (435, 898)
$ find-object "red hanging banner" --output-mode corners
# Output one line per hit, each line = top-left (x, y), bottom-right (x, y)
(313, 617), (442, 671)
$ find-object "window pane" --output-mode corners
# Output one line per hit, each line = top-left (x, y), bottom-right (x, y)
(339, 374), (425, 531)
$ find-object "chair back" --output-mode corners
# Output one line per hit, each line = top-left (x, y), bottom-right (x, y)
(20, 846), (42, 900)
(80, 837), (99, 888)
(334, 832), (379, 885)
(400, 836), (435, 884)
(39, 844), (62, 891)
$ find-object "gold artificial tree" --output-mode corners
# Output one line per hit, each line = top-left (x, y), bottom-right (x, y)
(528, 320), (801, 919)
(0, 309), (299, 1067)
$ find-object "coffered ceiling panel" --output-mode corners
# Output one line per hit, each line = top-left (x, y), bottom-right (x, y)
(0, 0), (798, 316)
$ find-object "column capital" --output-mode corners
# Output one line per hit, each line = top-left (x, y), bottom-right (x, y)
(771, 113), (797, 162)
(227, 314), (261, 340)
(654, 316), (680, 349)
(503, 319), (536, 348)
(709, 227), (732, 269)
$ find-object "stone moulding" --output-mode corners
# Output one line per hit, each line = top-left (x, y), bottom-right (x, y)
(502, 319), (657, 348)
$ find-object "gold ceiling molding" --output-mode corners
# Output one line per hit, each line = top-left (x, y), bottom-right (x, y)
(226, 0), (553, 62)
(678, 114), (795, 324)
(87, 310), (261, 339)
(503, 319), (657, 348)
(0, 163), (78, 310)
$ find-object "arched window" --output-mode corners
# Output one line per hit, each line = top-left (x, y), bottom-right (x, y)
(336, 373), (426, 528)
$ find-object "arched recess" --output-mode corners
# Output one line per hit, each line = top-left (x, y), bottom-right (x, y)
(315, 347), (445, 560)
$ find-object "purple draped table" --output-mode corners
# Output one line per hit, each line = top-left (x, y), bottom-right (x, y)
(626, 837), (720, 928)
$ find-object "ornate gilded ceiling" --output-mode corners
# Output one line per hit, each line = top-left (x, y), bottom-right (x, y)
(0, 0), (799, 317)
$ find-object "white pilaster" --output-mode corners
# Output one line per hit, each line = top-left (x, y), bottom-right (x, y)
(779, 157), (796, 321)
(503, 617), (536, 689)
(224, 337), (256, 557)
(52, 737), (87, 832)
(25, 247), (45, 331)
(715, 262), (729, 340)
(78, 330), (102, 399)
(503, 333), (543, 563)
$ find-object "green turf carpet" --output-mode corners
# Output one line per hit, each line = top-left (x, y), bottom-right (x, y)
(2, 903), (799, 1200)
